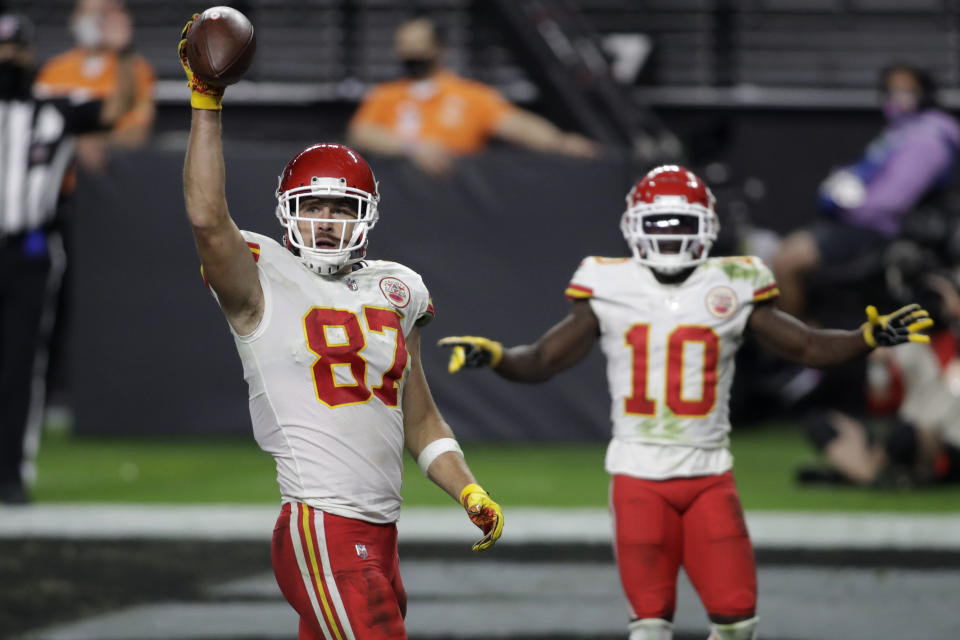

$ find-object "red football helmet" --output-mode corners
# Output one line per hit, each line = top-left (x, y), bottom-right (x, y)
(275, 143), (380, 275)
(620, 164), (719, 272)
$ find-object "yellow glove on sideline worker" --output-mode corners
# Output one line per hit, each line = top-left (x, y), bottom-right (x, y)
(861, 303), (933, 348)
(459, 483), (504, 552)
(437, 336), (503, 373)
(178, 14), (225, 111)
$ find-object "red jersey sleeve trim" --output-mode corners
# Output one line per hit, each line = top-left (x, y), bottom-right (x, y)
(416, 298), (435, 327)
(565, 283), (593, 300)
(753, 283), (780, 302)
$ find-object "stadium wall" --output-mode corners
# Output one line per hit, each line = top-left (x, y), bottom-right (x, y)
(68, 106), (901, 439)
(71, 145), (630, 439)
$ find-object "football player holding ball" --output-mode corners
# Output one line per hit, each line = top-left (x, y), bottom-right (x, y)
(178, 11), (504, 640)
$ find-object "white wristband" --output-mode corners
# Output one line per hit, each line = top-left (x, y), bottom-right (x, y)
(417, 437), (464, 476)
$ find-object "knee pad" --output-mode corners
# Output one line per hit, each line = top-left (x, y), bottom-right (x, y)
(709, 616), (758, 640)
(804, 412), (838, 451)
(628, 617), (673, 640)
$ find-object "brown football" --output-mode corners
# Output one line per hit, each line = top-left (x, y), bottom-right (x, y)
(185, 6), (256, 87)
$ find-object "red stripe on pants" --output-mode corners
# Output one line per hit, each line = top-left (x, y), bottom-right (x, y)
(272, 502), (407, 639)
(300, 504), (348, 639)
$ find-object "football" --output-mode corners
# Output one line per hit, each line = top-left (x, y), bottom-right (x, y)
(184, 6), (256, 87)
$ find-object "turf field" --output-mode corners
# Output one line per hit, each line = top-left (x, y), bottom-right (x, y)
(10, 424), (960, 640)
(31, 423), (960, 511)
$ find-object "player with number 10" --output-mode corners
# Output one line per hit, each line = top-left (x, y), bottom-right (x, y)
(178, 12), (503, 640)
(440, 165), (932, 640)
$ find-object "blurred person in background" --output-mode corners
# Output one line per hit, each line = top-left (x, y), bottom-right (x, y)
(179, 15), (503, 638)
(0, 12), (136, 504)
(36, 0), (155, 171)
(772, 64), (960, 320)
(32, 0), (155, 426)
(439, 165), (932, 640)
(800, 272), (960, 488)
(347, 16), (597, 175)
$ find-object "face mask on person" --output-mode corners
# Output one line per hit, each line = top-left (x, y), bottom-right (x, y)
(71, 14), (102, 48)
(0, 61), (33, 99)
(400, 57), (435, 80)
(882, 89), (920, 121)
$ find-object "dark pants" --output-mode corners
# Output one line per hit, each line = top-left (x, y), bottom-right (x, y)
(0, 230), (63, 490)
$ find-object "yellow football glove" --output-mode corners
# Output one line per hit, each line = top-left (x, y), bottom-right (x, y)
(459, 483), (504, 552)
(437, 336), (503, 373)
(861, 303), (933, 348)
(178, 14), (225, 111)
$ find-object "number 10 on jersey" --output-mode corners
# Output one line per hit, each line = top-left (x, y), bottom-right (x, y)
(303, 306), (408, 408)
(625, 324), (719, 417)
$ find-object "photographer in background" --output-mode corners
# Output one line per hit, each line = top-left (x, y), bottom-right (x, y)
(799, 240), (960, 488)
(773, 64), (960, 321)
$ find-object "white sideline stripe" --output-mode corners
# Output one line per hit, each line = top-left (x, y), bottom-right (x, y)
(1, 505), (960, 550)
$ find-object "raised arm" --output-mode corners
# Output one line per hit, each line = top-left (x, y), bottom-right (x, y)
(749, 302), (932, 367)
(402, 326), (504, 552)
(179, 16), (262, 335)
(439, 299), (600, 382)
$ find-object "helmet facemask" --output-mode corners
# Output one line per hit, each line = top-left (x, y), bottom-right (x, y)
(276, 176), (379, 275)
(620, 195), (719, 274)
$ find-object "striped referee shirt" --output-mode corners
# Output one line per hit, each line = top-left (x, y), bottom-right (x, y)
(0, 96), (102, 236)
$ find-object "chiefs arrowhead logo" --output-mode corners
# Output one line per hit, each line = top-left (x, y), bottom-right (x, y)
(379, 277), (411, 309)
(705, 285), (738, 319)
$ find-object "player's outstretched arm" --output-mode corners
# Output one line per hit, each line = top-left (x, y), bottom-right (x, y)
(749, 302), (932, 367)
(494, 108), (599, 158)
(439, 300), (599, 382)
(402, 327), (504, 552)
(180, 15), (262, 335)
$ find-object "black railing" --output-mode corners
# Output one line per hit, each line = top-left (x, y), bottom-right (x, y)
(9, 0), (960, 106)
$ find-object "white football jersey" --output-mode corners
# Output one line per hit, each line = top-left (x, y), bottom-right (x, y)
(566, 256), (779, 479)
(210, 232), (434, 524)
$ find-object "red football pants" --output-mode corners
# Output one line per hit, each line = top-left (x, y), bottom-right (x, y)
(611, 471), (757, 620)
(272, 502), (407, 640)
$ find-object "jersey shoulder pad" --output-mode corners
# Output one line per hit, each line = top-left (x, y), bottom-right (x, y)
(238, 230), (283, 263)
(201, 231), (276, 288)
(591, 256), (632, 265)
(365, 259), (424, 288)
(365, 260), (433, 323)
(703, 255), (779, 303)
(566, 256), (598, 299)
(565, 256), (631, 300)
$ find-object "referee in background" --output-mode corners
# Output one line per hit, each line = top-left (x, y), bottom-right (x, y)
(0, 13), (136, 503)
